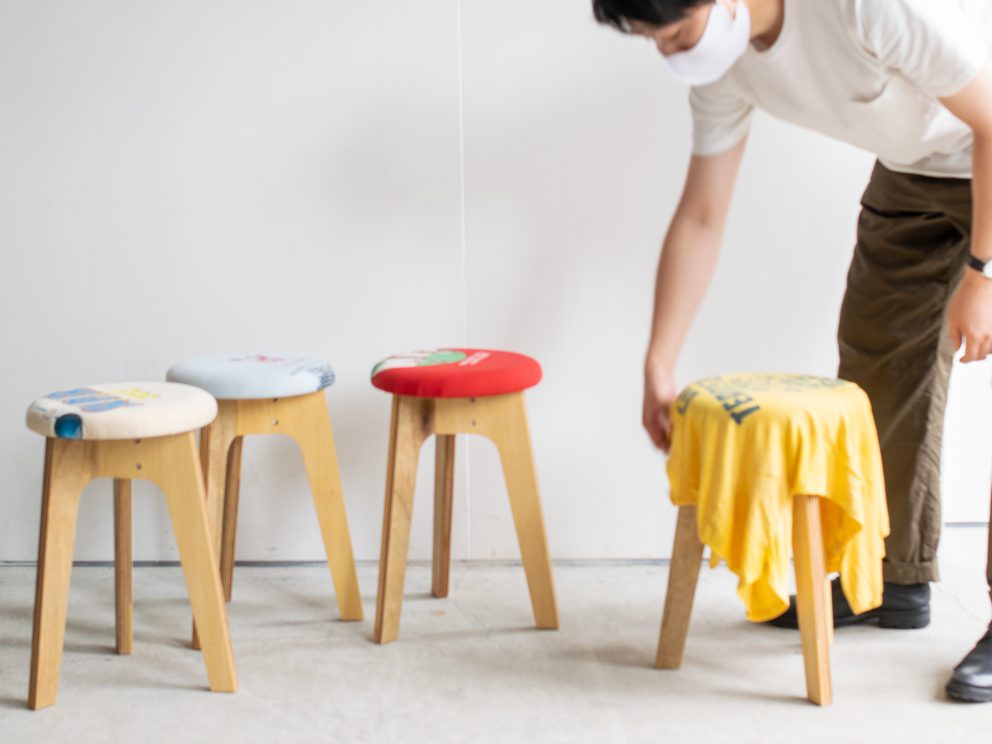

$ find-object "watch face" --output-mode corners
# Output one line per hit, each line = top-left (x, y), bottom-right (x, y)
(984, 262), (992, 279)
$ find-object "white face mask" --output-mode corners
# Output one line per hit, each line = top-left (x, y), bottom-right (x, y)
(664, 1), (751, 87)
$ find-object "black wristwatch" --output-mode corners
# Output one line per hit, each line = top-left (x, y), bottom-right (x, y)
(968, 253), (992, 279)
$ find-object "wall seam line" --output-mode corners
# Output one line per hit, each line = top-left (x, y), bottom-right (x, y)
(457, 0), (472, 561)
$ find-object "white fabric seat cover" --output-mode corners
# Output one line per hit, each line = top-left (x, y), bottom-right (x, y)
(26, 382), (218, 441)
(166, 353), (335, 400)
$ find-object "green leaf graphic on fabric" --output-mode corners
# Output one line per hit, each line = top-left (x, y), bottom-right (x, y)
(417, 351), (466, 366)
(371, 350), (468, 378)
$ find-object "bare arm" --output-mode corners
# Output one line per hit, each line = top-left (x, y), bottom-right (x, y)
(644, 137), (747, 451)
(941, 63), (992, 363)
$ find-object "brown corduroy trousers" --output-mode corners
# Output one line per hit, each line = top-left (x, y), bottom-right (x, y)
(838, 160), (984, 587)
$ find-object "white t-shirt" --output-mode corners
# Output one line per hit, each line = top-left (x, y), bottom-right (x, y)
(691, 0), (992, 177)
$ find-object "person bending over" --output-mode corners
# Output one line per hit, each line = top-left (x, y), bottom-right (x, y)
(592, 0), (992, 702)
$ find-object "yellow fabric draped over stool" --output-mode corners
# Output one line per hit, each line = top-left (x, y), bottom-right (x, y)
(666, 373), (889, 623)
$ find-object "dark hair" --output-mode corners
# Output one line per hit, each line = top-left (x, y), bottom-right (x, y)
(592, 0), (713, 32)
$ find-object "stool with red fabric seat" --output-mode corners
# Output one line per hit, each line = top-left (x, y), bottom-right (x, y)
(370, 348), (559, 643)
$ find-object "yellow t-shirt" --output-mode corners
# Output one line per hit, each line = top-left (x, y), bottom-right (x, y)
(666, 373), (889, 622)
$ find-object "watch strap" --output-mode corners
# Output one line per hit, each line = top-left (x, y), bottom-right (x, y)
(968, 254), (992, 276)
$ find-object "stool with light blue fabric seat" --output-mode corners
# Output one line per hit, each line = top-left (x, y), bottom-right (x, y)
(24, 381), (237, 709)
(162, 354), (364, 647)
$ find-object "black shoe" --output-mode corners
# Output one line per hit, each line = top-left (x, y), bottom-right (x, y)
(765, 577), (930, 629)
(947, 623), (992, 703)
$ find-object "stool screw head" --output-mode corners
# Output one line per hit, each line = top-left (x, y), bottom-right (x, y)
(135, 463), (142, 471)
(271, 419), (279, 426)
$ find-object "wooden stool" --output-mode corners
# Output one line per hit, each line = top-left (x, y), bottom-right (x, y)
(164, 354), (363, 648)
(370, 348), (559, 643)
(658, 373), (889, 706)
(25, 382), (236, 710)
(659, 501), (834, 704)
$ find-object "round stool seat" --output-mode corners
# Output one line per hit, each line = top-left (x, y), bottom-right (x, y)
(673, 373), (860, 427)
(166, 354), (335, 400)
(26, 382), (217, 441)
(667, 372), (889, 623)
(371, 348), (542, 399)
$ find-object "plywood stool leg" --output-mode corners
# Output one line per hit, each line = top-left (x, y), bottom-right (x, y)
(296, 395), (363, 622)
(28, 440), (88, 710)
(154, 433), (236, 693)
(374, 396), (432, 644)
(432, 434), (456, 599)
(656, 505), (705, 669)
(192, 406), (239, 651)
(489, 394), (558, 630)
(219, 436), (244, 602)
(793, 495), (832, 706)
(113, 479), (133, 655)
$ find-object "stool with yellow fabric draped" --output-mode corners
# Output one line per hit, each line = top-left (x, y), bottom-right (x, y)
(658, 373), (889, 706)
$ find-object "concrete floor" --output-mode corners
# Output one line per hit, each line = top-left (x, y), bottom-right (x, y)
(2, 527), (992, 743)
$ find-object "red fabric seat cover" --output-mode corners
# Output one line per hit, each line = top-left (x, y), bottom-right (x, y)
(371, 349), (542, 398)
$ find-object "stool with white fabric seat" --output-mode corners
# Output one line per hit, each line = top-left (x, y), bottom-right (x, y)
(659, 373), (890, 706)
(24, 382), (236, 709)
(162, 354), (363, 648)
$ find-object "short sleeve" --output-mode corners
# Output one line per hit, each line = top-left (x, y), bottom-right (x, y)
(689, 82), (754, 156)
(855, 0), (988, 98)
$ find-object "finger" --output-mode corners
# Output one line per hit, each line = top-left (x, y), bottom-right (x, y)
(660, 415), (673, 454)
(975, 338), (990, 363)
(643, 415), (664, 450)
(967, 337), (987, 363)
(963, 334), (980, 363)
(981, 338), (992, 362)
(949, 323), (964, 352)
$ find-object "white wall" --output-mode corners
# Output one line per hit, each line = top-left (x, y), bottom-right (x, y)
(1, 1), (988, 564)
